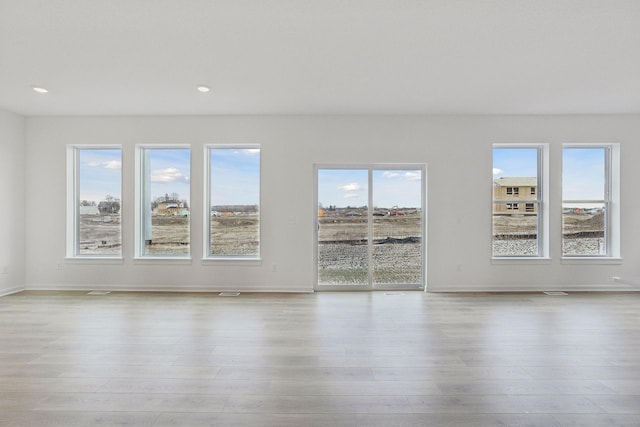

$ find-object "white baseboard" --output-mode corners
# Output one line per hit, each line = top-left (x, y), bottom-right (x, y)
(24, 283), (314, 293)
(426, 283), (640, 292)
(0, 286), (25, 297)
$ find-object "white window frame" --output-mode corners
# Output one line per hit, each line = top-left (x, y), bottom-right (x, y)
(66, 145), (123, 261)
(492, 143), (549, 261)
(203, 144), (261, 261)
(561, 143), (620, 261)
(313, 163), (427, 291)
(134, 144), (192, 261)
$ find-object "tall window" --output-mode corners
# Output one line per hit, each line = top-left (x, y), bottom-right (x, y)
(205, 146), (260, 258)
(67, 146), (122, 257)
(562, 145), (617, 257)
(315, 165), (425, 290)
(136, 146), (191, 258)
(492, 145), (545, 257)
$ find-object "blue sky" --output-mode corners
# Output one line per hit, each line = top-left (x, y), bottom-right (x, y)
(493, 147), (605, 200)
(210, 148), (260, 206)
(79, 149), (122, 203)
(318, 169), (422, 209)
(148, 148), (191, 203)
(562, 148), (605, 200)
(492, 148), (538, 178)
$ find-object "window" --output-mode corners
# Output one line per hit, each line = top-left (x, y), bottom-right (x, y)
(67, 146), (122, 257)
(136, 146), (191, 258)
(493, 145), (547, 258)
(205, 146), (260, 258)
(562, 145), (619, 257)
(315, 165), (425, 290)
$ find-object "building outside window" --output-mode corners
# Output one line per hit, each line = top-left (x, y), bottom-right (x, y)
(67, 146), (122, 258)
(493, 145), (547, 257)
(136, 146), (191, 258)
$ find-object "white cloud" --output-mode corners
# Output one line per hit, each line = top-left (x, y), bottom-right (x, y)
(151, 168), (190, 184)
(344, 193), (359, 199)
(493, 168), (503, 176)
(382, 171), (400, 178)
(339, 182), (362, 192)
(86, 161), (101, 167)
(243, 149), (260, 155)
(103, 160), (121, 169)
(405, 171), (421, 181)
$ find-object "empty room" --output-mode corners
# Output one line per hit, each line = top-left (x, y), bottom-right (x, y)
(1, 1), (640, 426)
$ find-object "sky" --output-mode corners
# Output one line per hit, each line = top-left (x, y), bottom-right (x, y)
(493, 147), (605, 201)
(79, 149), (122, 203)
(148, 148), (191, 203)
(210, 148), (260, 206)
(317, 169), (422, 209)
(79, 148), (261, 208)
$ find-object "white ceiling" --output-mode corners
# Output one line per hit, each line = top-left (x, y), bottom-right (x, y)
(1, 0), (640, 116)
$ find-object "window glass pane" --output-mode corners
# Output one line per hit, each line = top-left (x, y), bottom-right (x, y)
(372, 170), (422, 286)
(492, 147), (539, 256)
(317, 169), (369, 286)
(562, 147), (607, 256)
(563, 148), (605, 200)
(142, 148), (190, 256)
(562, 202), (606, 256)
(77, 148), (121, 256)
(209, 147), (260, 257)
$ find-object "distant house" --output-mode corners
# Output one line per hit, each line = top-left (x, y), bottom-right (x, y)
(79, 205), (100, 216)
(493, 177), (538, 214)
(98, 200), (120, 214)
(156, 200), (188, 216)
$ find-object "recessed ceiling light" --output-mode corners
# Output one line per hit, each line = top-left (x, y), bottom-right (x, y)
(32, 86), (49, 93)
(196, 85), (210, 93)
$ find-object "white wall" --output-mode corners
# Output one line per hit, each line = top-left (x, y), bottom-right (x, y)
(23, 115), (640, 292)
(0, 108), (25, 296)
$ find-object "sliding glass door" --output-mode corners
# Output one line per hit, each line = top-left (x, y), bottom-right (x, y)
(315, 165), (425, 291)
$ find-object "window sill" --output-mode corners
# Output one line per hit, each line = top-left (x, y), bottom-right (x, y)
(491, 257), (552, 265)
(561, 257), (623, 265)
(201, 258), (262, 267)
(64, 257), (124, 265)
(133, 257), (192, 265)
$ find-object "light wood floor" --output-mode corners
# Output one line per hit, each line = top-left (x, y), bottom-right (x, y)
(1, 291), (640, 426)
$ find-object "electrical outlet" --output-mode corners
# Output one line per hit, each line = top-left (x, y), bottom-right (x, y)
(57, 263), (65, 271)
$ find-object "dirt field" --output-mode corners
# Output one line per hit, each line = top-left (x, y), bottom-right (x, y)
(319, 214), (421, 242)
(78, 214), (122, 255)
(210, 215), (259, 256)
(492, 211), (606, 255)
(493, 212), (604, 238)
(318, 214), (422, 286)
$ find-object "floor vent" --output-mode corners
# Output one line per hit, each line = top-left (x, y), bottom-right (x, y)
(219, 292), (240, 297)
(543, 291), (568, 296)
(87, 291), (111, 296)
(385, 292), (404, 296)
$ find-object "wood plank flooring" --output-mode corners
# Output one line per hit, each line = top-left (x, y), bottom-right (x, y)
(1, 290), (639, 426)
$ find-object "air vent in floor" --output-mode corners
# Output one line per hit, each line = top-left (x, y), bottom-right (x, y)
(219, 292), (240, 297)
